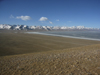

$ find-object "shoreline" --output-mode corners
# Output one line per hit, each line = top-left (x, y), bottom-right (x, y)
(26, 32), (100, 41)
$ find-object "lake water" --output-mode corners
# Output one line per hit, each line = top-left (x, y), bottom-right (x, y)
(26, 31), (100, 41)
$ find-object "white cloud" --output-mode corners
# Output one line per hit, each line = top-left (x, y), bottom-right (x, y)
(39, 17), (48, 21)
(10, 15), (14, 18)
(49, 21), (53, 24)
(56, 19), (59, 21)
(39, 17), (53, 24)
(16, 16), (31, 21)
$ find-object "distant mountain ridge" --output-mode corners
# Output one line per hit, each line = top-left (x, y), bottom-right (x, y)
(0, 24), (100, 31)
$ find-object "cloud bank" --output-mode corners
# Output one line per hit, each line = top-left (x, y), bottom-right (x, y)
(16, 16), (31, 21)
(10, 15), (53, 24)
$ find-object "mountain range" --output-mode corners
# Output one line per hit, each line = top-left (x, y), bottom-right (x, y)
(0, 24), (100, 31)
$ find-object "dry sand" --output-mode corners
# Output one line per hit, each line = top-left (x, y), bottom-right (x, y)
(0, 32), (100, 75)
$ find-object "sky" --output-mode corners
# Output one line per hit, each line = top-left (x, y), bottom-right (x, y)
(0, 0), (100, 28)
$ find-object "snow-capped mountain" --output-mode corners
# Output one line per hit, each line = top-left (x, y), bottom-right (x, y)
(0, 24), (11, 29)
(0, 24), (100, 31)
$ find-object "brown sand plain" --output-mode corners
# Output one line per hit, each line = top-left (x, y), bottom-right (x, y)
(0, 32), (100, 75)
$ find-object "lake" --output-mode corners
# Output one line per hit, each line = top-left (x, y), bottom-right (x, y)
(26, 31), (100, 41)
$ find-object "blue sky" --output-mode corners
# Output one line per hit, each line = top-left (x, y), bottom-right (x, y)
(0, 0), (100, 28)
